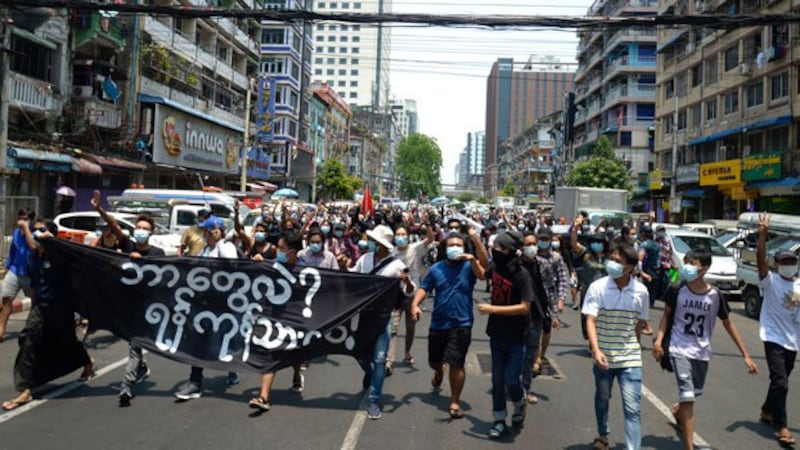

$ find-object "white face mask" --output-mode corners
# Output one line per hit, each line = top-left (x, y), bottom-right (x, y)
(523, 245), (537, 259)
(777, 264), (799, 279)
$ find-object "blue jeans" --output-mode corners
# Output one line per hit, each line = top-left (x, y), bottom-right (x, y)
(490, 338), (525, 420)
(358, 317), (392, 405)
(593, 365), (642, 450)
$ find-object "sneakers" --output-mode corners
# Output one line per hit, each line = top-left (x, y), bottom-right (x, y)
(118, 385), (132, 406)
(572, 303), (580, 310)
(291, 374), (304, 392)
(226, 372), (240, 386)
(175, 382), (202, 400)
(132, 365), (150, 385)
(488, 421), (507, 439)
(366, 402), (382, 420)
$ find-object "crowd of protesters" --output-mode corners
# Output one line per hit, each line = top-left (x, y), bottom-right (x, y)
(0, 194), (798, 449)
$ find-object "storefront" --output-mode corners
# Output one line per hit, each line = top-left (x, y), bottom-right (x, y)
(648, 168), (669, 222)
(675, 163), (705, 222)
(742, 152), (799, 214)
(699, 159), (746, 219)
(6, 146), (72, 217)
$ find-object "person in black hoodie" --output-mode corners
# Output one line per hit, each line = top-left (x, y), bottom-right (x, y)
(477, 231), (535, 440)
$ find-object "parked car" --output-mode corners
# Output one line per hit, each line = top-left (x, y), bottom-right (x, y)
(666, 228), (741, 299)
(54, 211), (181, 256)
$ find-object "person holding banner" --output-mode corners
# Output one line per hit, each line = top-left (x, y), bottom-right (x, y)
(346, 225), (415, 420)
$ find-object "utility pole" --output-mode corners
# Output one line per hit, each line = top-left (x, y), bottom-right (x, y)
(0, 10), (14, 231)
(669, 92), (679, 223)
(240, 78), (252, 193)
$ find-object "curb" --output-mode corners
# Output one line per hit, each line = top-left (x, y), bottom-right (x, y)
(12, 296), (31, 314)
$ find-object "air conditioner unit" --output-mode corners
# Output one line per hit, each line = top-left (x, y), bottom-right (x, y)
(739, 63), (752, 75)
(72, 86), (93, 98)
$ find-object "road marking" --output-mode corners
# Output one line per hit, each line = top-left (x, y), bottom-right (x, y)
(642, 384), (711, 448)
(0, 354), (130, 424)
(340, 392), (369, 450)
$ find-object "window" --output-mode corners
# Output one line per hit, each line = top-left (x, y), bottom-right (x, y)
(350, 92), (357, 98)
(316, 24), (324, 31)
(691, 64), (702, 87)
(216, 45), (229, 61)
(664, 79), (674, 99)
(262, 29), (285, 44)
(724, 90), (739, 115)
(744, 32), (762, 62)
(291, 62), (299, 79)
(341, 25), (349, 31)
(676, 72), (688, 97)
(316, 35), (324, 42)
(327, 57), (334, 64)
(664, 115), (673, 135)
(351, 69), (359, 75)
(329, 25), (337, 31)
(724, 45), (739, 71)
(261, 57), (284, 74)
(637, 103), (655, 120)
(327, 35), (336, 42)
(9, 37), (54, 82)
(329, 2), (337, 8)
(351, 58), (359, 65)
(315, 47), (322, 53)
(338, 80), (346, 87)
(340, 36), (348, 42)
(339, 58), (347, 64)
(352, 25), (361, 31)
(351, 47), (360, 54)
(314, 68), (322, 75)
(704, 56), (718, 85)
(326, 69), (334, 75)
(768, 126), (789, 151)
(350, 80), (358, 87)
(678, 110), (687, 130)
(317, 2), (324, 8)
(339, 47), (347, 53)
(354, 2), (361, 8)
(705, 98), (717, 121)
(771, 71), (789, 100)
(619, 131), (632, 146)
(352, 36), (360, 43)
(745, 80), (764, 107)
(338, 69), (346, 75)
(342, 1), (349, 7)
(327, 47), (335, 53)
(314, 57), (323, 64)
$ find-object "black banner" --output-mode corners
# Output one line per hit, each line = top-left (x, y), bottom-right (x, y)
(45, 240), (402, 373)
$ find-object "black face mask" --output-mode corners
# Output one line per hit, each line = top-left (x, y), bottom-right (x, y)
(492, 250), (514, 269)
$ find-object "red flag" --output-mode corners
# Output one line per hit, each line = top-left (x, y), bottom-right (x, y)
(361, 184), (374, 218)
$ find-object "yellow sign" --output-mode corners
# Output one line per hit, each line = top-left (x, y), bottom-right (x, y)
(649, 168), (663, 190)
(700, 160), (741, 186)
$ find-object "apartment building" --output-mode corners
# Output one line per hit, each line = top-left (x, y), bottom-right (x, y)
(572, 0), (658, 190)
(457, 131), (485, 191)
(502, 111), (562, 203)
(655, 0), (800, 218)
(389, 98), (418, 137)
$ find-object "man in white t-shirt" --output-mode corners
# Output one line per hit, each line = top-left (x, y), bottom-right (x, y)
(653, 249), (757, 450)
(756, 213), (800, 446)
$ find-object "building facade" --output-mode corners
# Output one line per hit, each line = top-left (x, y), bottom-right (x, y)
(571, 0), (658, 203)
(389, 98), (418, 137)
(655, 0), (800, 219)
(311, 0), (391, 108)
(312, 81), (352, 165)
(501, 112), (562, 204)
(457, 131), (484, 192)
(484, 58), (574, 194)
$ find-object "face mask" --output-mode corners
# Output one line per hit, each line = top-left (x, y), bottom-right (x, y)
(367, 241), (377, 252)
(320, 226), (331, 235)
(629, 235), (638, 244)
(517, 224), (525, 231)
(133, 229), (150, 244)
(95, 230), (102, 237)
(334, 230), (344, 238)
(497, 227), (507, 234)
(551, 241), (561, 250)
(492, 249), (513, 268)
(33, 230), (45, 241)
(657, 232), (666, 239)
(254, 232), (266, 242)
(262, 211), (270, 218)
(276, 251), (288, 263)
(523, 245), (537, 259)
(291, 213), (298, 220)
(358, 240), (369, 250)
(680, 264), (700, 282)
(778, 264), (799, 279)
(590, 242), (604, 253)
(537, 240), (550, 250)
(446, 246), (464, 260)
(309, 243), (323, 253)
(605, 260), (625, 279)
(394, 236), (408, 247)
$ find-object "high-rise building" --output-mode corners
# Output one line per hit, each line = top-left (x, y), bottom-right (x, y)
(571, 0), (658, 185)
(457, 131), (485, 190)
(311, 0), (391, 108)
(655, 0), (800, 219)
(484, 58), (574, 194)
(390, 98), (418, 137)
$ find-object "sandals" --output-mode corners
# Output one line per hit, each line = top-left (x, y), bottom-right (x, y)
(526, 392), (539, 404)
(431, 371), (443, 392)
(403, 355), (415, 365)
(592, 437), (610, 450)
(248, 396), (271, 411)
(448, 407), (464, 419)
(488, 421), (507, 440)
(778, 433), (796, 447)
(2, 396), (32, 411)
(77, 368), (96, 383)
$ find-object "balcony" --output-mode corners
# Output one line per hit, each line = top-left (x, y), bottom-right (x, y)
(605, 83), (657, 104)
(9, 72), (62, 114)
(73, 12), (126, 50)
(606, 27), (657, 51)
(604, 55), (656, 81)
(607, 0), (658, 15)
(72, 96), (122, 129)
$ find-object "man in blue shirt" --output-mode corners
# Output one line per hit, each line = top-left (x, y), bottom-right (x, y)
(0, 209), (38, 341)
(411, 231), (486, 419)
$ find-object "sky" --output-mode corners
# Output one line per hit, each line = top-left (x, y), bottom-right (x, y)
(387, 0), (592, 185)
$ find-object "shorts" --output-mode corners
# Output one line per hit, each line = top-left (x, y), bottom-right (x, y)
(1, 271), (32, 300)
(670, 354), (709, 402)
(428, 327), (472, 368)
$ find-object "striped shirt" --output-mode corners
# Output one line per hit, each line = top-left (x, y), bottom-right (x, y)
(582, 276), (650, 369)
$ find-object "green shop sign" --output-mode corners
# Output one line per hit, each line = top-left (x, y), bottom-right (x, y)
(743, 151), (781, 181)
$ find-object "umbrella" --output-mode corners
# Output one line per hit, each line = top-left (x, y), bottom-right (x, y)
(56, 186), (76, 196)
(272, 188), (299, 199)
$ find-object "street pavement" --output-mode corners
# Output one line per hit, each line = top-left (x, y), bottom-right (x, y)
(0, 282), (797, 450)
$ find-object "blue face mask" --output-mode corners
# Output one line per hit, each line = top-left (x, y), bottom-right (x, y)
(320, 226), (331, 235)
(133, 229), (150, 244)
(394, 236), (408, 247)
(680, 264), (700, 282)
(276, 251), (288, 263)
(358, 240), (369, 250)
(590, 242), (604, 253)
(537, 240), (550, 250)
(367, 241), (377, 252)
(254, 232), (266, 242)
(334, 230), (344, 238)
(309, 243), (323, 253)
(657, 231), (666, 239)
(605, 260), (625, 279)
(446, 246), (464, 260)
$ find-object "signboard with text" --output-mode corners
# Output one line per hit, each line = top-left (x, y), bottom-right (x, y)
(743, 151), (781, 181)
(256, 76), (276, 145)
(700, 160), (741, 186)
(676, 163), (700, 185)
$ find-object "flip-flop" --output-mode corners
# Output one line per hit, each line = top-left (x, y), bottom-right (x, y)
(248, 396), (271, 411)
(77, 369), (96, 383)
(2, 397), (32, 411)
(448, 407), (464, 419)
(778, 434), (796, 446)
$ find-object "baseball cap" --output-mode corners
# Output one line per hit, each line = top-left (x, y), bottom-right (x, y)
(198, 215), (225, 230)
(197, 208), (211, 218)
(775, 250), (798, 263)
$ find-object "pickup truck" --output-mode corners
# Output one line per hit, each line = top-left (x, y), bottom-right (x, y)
(736, 234), (800, 318)
(107, 196), (207, 235)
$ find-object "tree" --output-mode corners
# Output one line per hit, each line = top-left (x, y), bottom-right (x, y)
(456, 192), (474, 203)
(566, 135), (629, 190)
(316, 159), (363, 200)
(499, 181), (517, 197)
(476, 195), (490, 204)
(396, 133), (443, 199)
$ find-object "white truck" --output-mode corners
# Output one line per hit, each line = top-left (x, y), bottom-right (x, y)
(553, 186), (630, 227)
(495, 196), (515, 209)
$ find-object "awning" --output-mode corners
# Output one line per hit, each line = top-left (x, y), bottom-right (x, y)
(83, 154), (147, 171)
(139, 94), (244, 133)
(683, 188), (709, 198)
(257, 181), (278, 191)
(745, 177), (800, 189)
(8, 147), (72, 164)
(688, 126), (743, 146)
(656, 30), (687, 54)
(71, 157), (103, 175)
(747, 115), (793, 131)
(689, 115), (794, 146)
(246, 182), (267, 191)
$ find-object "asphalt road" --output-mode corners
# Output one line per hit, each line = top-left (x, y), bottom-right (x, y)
(0, 283), (797, 450)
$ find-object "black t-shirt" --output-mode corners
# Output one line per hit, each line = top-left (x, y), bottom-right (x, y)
(120, 240), (166, 257)
(521, 259), (549, 322)
(486, 265), (535, 343)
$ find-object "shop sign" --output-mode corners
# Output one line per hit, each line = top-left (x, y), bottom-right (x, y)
(699, 160), (741, 186)
(152, 104), (241, 174)
(649, 168), (663, 190)
(680, 199), (697, 208)
(742, 151), (781, 181)
(676, 163), (700, 185)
